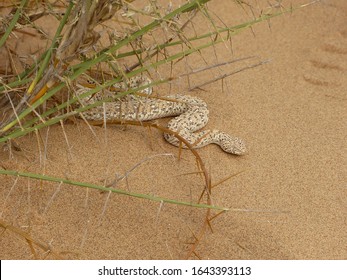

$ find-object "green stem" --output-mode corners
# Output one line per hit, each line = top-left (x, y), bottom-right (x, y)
(0, 0), (29, 49)
(27, 1), (74, 94)
(0, 169), (228, 211)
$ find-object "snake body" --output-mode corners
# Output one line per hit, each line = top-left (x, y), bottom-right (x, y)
(75, 76), (246, 155)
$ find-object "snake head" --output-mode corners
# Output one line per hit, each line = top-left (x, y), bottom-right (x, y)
(220, 135), (247, 155)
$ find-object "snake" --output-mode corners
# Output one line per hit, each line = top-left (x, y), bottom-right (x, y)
(74, 75), (246, 155)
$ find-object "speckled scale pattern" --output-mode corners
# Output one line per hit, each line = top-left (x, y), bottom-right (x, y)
(75, 76), (246, 155)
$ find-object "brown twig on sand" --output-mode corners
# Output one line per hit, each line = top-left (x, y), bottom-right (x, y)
(190, 58), (270, 90)
(0, 218), (61, 259)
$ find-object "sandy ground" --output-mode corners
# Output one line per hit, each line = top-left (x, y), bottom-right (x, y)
(0, 0), (346, 259)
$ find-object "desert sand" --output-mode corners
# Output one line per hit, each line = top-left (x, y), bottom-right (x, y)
(0, 0), (346, 259)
